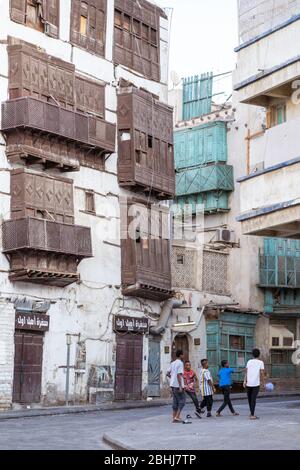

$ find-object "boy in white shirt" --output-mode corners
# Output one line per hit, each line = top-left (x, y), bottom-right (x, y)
(244, 348), (266, 420)
(167, 350), (186, 423)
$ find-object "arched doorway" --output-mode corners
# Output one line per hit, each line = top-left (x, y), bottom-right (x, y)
(172, 335), (189, 362)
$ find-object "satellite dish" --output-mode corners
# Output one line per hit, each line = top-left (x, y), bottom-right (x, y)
(170, 71), (181, 87)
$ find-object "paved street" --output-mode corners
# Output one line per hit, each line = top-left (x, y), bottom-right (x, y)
(0, 397), (299, 450)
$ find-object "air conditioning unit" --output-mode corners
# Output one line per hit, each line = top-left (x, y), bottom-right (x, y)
(215, 229), (236, 244)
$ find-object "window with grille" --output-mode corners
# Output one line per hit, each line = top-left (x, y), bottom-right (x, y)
(10, 0), (59, 38)
(171, 247), (196, 289)
(113, 1), (161, 81)
(85, 191), (95, 214)
(70, 0), (106, 57)
(202, 250), (229, 295)
(271, 350), (293, 365)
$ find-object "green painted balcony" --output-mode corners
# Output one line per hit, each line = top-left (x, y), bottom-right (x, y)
(174, 121), (228, 170)
(259, 254), (300, 288)
(176, 163), (234, 197)
(174, 192), (230, 214)
(182, 73), (213, 120)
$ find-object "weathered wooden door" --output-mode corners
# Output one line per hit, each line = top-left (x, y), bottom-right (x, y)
(148, 338), (161, 397)
(172, 335), (189, 362)
(13, 332), (44, 404)
(115, 333), (143, 401)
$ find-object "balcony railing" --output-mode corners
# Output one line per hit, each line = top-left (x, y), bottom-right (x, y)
(1, 97), (116, 154)
(259, 254), (300, 288)
(2, 218), (92, 259)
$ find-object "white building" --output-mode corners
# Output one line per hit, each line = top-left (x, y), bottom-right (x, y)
(235, 0), (300, 238)
(233, 0), (300, 386)
(0, 0), (176, 410)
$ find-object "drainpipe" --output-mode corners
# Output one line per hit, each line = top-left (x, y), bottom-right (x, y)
(149, 298), (185, 336)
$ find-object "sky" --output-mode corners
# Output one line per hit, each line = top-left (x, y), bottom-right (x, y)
(156, 0), (238, 96)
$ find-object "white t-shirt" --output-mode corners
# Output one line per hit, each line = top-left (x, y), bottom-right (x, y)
(246, 359), (265, 387)
(168, 359), (184, 388)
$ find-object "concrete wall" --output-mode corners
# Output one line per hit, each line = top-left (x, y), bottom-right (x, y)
(0, 0), (173, 407)
(235, 15), (300, 85)
(240, 161), (300, 216)
(238, 0), (300, 44)
(0, 299), (15, 410)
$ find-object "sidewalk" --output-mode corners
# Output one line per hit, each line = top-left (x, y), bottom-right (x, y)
(0, 390), (299, 420)
(103, 396), (300, 450)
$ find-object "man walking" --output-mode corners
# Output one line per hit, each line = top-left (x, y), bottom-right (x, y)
(167, 350), (186, 423)
(244, 348), (266, 420)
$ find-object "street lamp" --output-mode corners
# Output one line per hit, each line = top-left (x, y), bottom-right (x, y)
(65, 334), (72, 406)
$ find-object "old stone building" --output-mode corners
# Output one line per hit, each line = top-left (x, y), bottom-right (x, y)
(0, 0), (177, 410)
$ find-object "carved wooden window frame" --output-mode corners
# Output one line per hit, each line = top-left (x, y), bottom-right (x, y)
(10, 0), (60, 38)
(114, 3), (161, 82)
(70, 0), (107, 57)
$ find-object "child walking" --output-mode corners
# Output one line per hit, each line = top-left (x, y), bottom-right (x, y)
(183, 361), (202, 419)
(199, 359), (215, 418)
(216, 360), (239, 417)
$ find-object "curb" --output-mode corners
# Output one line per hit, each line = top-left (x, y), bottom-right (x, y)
(0, 400), (169, 421)
(0, 392), (299, 421)
(103, 433), (135, 451)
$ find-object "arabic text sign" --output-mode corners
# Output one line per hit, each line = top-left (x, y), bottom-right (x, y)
(114, 315), (149, 333)
(15, 313), (50, 332)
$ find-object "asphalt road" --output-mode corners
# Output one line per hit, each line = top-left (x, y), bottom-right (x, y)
(0, 397), (299, 450)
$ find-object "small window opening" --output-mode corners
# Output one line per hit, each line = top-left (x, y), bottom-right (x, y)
(272, 337), (280, 347)
(177, 254), (184, 265)
(85, 191), (95, 214)
(80, 15), (88, 35)
(283, 337), (293, 347)
(148, 135), (153, 149)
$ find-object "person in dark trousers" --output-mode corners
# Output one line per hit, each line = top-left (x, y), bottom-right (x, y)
(199, 359), (215, 418)
(216, 360), (239, 417)
(244, 348), (266, 420)
(183, 361), (202, 419)
(167, 350), (186, 423)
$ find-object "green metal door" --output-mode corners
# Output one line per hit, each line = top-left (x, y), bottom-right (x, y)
(206, 322), (219, 380)
(206, 313), (258, 383)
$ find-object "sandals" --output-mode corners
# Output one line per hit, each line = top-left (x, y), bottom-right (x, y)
(250, 416), (260, 420)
